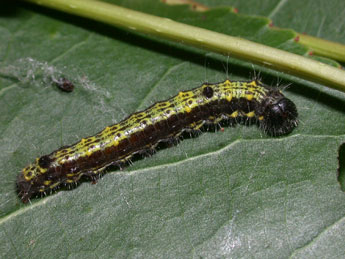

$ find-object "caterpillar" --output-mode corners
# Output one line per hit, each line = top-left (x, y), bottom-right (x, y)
(17, 79), (298, 203)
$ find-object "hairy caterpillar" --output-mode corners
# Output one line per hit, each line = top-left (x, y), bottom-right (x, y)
(17, 79), (298, 203)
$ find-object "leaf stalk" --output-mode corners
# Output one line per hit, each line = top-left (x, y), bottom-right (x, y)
(22, 0), (345, 92)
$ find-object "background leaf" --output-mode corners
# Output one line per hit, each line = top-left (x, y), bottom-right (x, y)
(1, 0), (345, 258)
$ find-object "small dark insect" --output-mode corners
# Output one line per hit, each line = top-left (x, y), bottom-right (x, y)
(55, 77), (74, 92)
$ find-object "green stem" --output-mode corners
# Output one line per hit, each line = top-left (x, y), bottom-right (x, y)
(298, 33), (345, 62)
(22, 0), (345, 92)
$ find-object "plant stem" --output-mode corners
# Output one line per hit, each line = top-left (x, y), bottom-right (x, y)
(22, 0), (345, 92)
(297, 33), (345, 63)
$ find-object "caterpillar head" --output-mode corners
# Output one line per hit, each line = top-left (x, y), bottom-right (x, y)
(260, 91), (298, 136)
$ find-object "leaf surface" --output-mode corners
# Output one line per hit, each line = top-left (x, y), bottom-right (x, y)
(0, 0), (344, 258)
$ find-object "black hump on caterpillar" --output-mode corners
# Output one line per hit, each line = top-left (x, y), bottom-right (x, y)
(259, 90), (298, 136)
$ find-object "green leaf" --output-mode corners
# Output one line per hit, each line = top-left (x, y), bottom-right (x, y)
(20, 0), (345, 91)
(1, 0), (345, 258)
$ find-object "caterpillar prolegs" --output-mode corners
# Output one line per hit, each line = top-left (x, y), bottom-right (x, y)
(17, 79), (298, 203)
